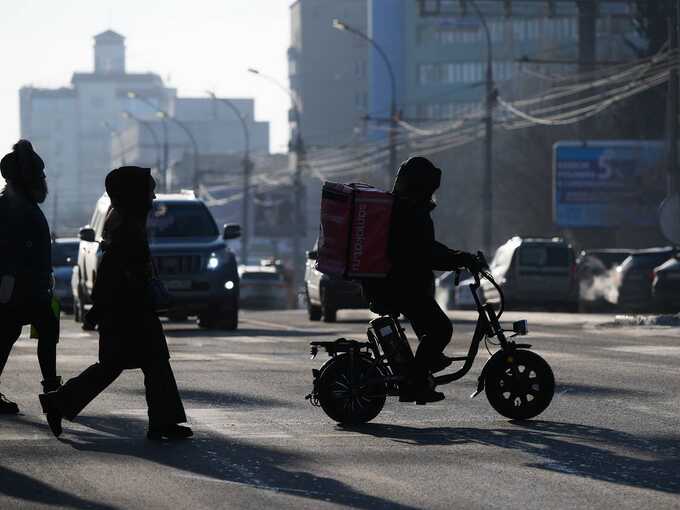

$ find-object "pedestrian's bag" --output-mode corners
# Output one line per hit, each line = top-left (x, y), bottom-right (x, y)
(316, 182), (393, 278)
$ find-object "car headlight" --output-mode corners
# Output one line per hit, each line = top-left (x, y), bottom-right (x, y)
(224, 280), (235, 290)
(207, 253), (220, 270)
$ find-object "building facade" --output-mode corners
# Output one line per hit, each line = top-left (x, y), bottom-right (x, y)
(20, 30), (269, 235)
(368, 0), (638, 125)
(289, 0), (369, 147)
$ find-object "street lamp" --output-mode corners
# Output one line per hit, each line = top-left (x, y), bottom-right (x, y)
(248, 67), (306, 292)
(207, 90), (253, 264)
(121, 111), (162, 174)
(127, 91), (200, 192)
(333, 18), (397, 186)
(468, 0), (496, 255)
(127, 91), (169, 190)
(102, 121), (126, 166)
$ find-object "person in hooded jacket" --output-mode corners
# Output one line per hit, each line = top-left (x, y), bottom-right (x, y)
(0, 140), (61, 418)
(40, 166), (192, 440)
(363, 156), (483, 404)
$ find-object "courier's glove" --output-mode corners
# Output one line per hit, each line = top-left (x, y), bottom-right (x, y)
(459, 252), (484, 274)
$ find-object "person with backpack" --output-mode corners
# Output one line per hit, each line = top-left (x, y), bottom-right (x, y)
(0, 140), (62, 418)
(39, 166), (192, 440)
(363, 156), (483, 404)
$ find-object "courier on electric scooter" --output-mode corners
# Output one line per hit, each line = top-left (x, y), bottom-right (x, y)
(305, 252), (555, 424)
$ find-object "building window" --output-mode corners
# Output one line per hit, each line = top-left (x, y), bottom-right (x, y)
(418, 63), (440, 85)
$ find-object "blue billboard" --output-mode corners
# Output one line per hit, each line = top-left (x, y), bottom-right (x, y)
(553, 141), (667, 227)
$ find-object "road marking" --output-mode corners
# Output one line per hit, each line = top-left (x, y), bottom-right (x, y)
(605, 345), (680, 356)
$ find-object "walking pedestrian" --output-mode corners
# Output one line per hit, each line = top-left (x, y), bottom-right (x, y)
(40, 166), (192, 440)
(0, 140), (62, 422)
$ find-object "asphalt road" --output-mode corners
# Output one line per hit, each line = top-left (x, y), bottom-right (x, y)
(0, 309), (678, 510)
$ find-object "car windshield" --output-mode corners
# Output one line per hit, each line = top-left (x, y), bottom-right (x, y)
(519, 245), (571, 267)
(147, 202), (218, 238)
(51, 242), (79, 266)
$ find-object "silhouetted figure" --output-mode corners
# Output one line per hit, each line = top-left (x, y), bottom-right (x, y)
(0, 140), (61, 417)
(363, 156), (482, 403)
(40, 166), (192, 440)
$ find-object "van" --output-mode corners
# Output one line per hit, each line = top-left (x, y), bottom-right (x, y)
(481, 237), (578, 311)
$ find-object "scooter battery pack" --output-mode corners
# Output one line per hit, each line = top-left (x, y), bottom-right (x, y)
(316, 182), (393, 279)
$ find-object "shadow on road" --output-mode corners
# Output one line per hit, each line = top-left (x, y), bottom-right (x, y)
(52, 415), (417, 509)
(120, 387), (292, 409)
(556, 383), (653, 397)
(163, 327), (339, 339)
(0, 464), (118, 510)
(341, 420), (680, 494)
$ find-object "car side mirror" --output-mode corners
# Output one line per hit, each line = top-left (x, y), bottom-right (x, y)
(79, 227), (95, 243)
(223, 223), (241, 240)
(307, 250), (318, 260)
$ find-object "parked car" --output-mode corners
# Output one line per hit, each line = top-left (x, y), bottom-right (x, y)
(238, 265), (288, 309)
(481, 236), (578, 311)
(51, 238), (79, 313)
(576, 249), (632, 312)
(304, 242), (367, 322)
(616, 247), (677, 312)
(435, 269), (476, 310)
(652, 256), (680, 312)
(73, 191), (241, 329)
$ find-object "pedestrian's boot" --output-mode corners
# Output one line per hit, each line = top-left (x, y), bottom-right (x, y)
(39, 377), (63, 437)
(0, 385), (19, 414)
(147, 424), (193, 441)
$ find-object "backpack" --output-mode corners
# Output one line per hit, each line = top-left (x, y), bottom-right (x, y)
(316, 182), (393, 279)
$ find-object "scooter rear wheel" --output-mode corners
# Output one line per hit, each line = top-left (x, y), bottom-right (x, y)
(485, 349), (554, 420)
(317, 354), (387, 425)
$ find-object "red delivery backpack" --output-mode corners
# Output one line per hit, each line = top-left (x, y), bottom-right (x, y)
(316, 182), (393, 278)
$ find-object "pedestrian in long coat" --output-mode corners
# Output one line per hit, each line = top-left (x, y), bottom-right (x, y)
(0, 140), (61, 421)
(40, 166), (192, 440)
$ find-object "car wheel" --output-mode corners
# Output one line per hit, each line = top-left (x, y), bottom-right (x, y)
(306, 287), (322, 321)
(322, 297), (337, 323)
(198, 308), (238, 331)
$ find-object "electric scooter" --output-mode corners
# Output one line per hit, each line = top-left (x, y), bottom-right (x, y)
(305, 252), (555, 424)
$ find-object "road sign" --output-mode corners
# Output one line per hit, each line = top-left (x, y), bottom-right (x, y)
(553, 141), (667, 228)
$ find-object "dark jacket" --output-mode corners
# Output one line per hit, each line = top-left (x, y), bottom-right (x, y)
(92, 167), (168, 369)
(0, 187), (52, 308)
(363, 156), (467, 309)
(363, 199), (466, 307)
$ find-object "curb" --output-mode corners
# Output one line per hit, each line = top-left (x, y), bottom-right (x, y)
(610, 313), (680, 327)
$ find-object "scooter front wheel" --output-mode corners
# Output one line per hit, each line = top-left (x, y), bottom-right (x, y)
(317, 354), (387, 425)
(485, 349), (554, 420)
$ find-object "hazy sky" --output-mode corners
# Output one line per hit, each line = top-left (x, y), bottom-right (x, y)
(0, 0), (293, 158)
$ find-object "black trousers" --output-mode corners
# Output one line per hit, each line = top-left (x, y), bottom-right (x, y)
(398, 296), (453, 380)
(0, 301), (58, 383)
(55, 358), (187, 428)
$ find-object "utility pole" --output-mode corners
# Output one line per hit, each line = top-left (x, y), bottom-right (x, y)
(469, 1), (495, 255)
(668, 1), (680, 196)
(207, 92), (254, 265)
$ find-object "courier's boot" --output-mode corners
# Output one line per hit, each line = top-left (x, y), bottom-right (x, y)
(399, 340), (446, 404)
(429, 353), (454, 374)
(39, 377), (63, 437)
(0, 385), (19, 414)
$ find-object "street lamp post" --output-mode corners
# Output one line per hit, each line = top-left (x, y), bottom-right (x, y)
(158, 111), (200, 192)
(207, 91), (253, 264)
(102, 121), (126, 166)
(121, 111), (162, 174)
(127, 91), (169, 191)
(333, 18), (397, 187)
(469, 0), (496, 255)
(248, 67), (305, 292)
(127, 91), (200, 192)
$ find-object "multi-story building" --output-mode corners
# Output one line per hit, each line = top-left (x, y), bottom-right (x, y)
(20, 30), (269, 235)
(288, 0), (369, 147)
(368, 0), (637, 124)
